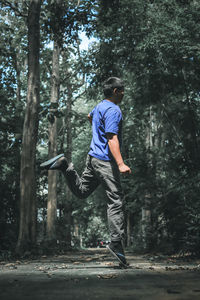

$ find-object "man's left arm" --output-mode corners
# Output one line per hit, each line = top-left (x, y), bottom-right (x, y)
(107, 133), (131, 174)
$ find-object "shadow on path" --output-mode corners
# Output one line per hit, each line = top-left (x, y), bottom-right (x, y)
(0, 248), (200, 300)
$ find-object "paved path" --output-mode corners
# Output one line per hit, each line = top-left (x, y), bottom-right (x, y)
(0, 249), (200, 300)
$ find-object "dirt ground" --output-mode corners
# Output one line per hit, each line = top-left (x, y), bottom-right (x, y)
(0, 248), (200, 300)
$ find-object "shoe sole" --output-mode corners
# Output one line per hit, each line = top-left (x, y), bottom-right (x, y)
(40, 154), (64, 169)
(106, 245), (128, 268)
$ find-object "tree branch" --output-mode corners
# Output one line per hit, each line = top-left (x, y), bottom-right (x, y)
(1, 0), (28, 17)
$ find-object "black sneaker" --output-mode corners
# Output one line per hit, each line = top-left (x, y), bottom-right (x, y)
(40, 154), (68, 171)
(107, 241), (128, 268)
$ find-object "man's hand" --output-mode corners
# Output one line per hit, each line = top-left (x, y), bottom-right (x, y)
(118, 162), (131, 174)
(107, 133), (131, 174)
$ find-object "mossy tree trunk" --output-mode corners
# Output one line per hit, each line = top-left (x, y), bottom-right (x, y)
(17, 0), (41, 254)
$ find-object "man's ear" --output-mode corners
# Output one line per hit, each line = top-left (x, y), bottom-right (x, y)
(113, 88), (118, 94)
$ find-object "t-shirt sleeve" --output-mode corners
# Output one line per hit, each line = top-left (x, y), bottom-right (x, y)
(104, 108), (122, 135)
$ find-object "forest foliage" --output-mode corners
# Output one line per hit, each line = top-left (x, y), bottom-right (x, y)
(0, 0), (200, 256)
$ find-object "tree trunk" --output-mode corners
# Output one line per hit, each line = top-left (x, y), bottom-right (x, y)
(64, 79), (73, 248)
(46, 41), (60, 243)
(16, 0), (41, 254)
(126, 211), (131, 247)
(141, 106), (154, 251)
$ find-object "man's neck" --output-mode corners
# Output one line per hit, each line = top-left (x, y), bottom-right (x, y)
(105, 97), (118, 105)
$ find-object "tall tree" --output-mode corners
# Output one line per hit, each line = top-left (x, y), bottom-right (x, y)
(17, 0), (42, 253)
(58, 45), (86, 247)
(46, 40), (60, 243)
(42, 0), (97, 246)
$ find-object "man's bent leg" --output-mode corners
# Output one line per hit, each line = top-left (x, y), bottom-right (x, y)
(63, 155), (99, 199)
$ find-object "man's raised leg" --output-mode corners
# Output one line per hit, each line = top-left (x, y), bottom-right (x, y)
(40, 155), (99, 199)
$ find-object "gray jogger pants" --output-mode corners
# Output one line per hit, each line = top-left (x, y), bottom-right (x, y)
(63, 155), (125, 242)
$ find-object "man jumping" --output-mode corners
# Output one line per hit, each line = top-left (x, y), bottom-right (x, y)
(40, 77), (131, 267)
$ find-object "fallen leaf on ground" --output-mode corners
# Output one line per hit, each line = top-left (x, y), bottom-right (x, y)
(105, 262), (114, 266)
(5, 263), (17, 269)
(85, 257), (93, 262)
(37, 266), (50, 272)
(58, 264), (68, 269)
(5, 263), (15, 267)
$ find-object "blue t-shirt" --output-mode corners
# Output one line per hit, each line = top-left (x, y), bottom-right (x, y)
(88, 99), (123, 161)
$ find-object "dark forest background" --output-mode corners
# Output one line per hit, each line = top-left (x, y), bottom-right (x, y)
(0, 0), (200, 257)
